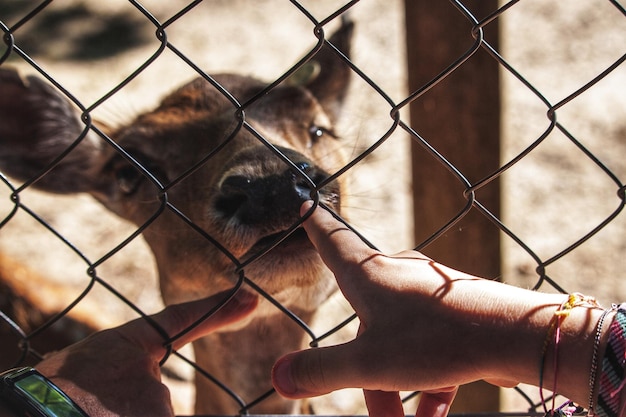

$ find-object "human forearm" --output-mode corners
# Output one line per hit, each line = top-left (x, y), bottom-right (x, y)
(481, 288), (609, 407)
(273, 203), (625, 417)
(407, 266), (604, 406)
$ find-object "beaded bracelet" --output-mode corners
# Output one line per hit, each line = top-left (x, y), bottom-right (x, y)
(594, 305), (626, 417)
(540, 293), (600, 415)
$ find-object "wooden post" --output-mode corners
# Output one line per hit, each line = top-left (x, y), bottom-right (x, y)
(404, 1), (501, 413)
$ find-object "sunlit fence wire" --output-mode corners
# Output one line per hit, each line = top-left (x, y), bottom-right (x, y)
(0, 0), (625, 416)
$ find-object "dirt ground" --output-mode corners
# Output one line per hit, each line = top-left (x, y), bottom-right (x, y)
(0, 0), (624, 414)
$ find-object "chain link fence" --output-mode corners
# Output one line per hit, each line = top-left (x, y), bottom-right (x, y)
(1, 0), (625, 416)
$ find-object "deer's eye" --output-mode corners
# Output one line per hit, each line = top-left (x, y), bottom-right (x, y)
(308, 125), (336, 147)
(309, 125), (324, 140)
(116, 164), (145, 195)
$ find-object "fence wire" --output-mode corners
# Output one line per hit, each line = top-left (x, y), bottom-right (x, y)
(0, 0), (625, 416)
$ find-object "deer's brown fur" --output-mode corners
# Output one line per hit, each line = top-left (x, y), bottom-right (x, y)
(0, 22), (353, 414)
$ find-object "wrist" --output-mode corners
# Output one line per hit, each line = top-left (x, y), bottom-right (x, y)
(478, 288), (605, 406)
(542, 295), (608, 407)
(485, 291), (562, 387)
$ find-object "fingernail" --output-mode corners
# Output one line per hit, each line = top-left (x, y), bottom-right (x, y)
(272, 357), (298, 396)
(300, 200), (315, 217)
(232, 290), (258, 310)
(234, 289), (256, 303)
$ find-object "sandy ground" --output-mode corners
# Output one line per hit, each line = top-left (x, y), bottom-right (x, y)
(0, 0), (624, 414)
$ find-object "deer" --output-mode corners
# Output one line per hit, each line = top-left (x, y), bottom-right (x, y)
(0, 21), (353, 414)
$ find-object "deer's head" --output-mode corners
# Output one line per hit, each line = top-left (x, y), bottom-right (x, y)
(0, 22), (353, 312)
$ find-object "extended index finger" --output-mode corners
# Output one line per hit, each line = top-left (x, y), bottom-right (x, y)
(301, 201), (378, 277)
(300, 201), (385, 310)
(300, 201), (379, 264)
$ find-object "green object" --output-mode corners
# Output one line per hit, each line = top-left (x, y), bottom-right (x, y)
(0, 367), (89, 417)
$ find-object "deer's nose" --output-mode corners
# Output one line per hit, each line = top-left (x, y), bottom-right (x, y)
(215, 162), (331, 225)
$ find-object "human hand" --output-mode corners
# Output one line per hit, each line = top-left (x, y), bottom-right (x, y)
(36, 289), (258, 417)
(271, 201), (574, 417)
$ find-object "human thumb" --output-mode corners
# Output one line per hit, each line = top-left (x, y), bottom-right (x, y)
(272, 344), (362, 399)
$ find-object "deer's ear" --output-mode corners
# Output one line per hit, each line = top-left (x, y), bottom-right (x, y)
(0, 68), (105, 194)
(299, 19), (354, 123)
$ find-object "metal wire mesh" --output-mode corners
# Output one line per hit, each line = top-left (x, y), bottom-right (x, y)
(0, 0), (625, 416)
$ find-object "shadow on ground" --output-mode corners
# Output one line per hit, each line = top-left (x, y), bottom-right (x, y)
(0, 2), (152, 61)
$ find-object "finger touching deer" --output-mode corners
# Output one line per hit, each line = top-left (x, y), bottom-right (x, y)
(0, 21), (354, 414)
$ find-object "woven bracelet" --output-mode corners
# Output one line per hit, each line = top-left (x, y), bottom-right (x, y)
(595, 306), (626, 417)
(589, 306), (617, 415)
